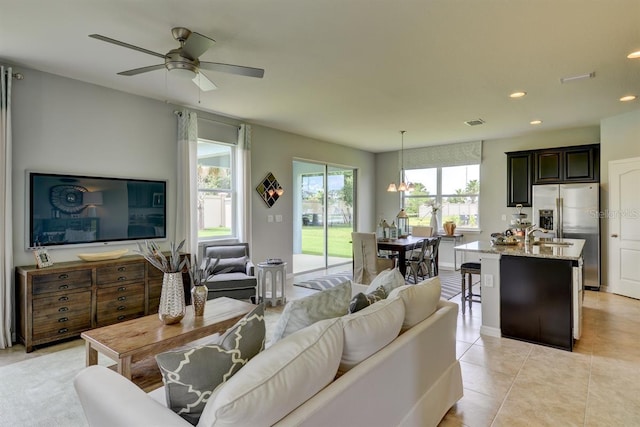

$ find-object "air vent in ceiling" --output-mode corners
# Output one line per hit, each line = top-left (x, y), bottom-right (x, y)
(464, 119), (485, 126)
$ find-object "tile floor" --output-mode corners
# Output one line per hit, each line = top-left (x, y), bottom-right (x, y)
(3, 269), (640, 427)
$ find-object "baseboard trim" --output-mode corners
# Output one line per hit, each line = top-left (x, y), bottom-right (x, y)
(480, 325), (501, 338)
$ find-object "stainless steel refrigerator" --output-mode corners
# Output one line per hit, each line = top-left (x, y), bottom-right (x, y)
(532, 183), (600, 289)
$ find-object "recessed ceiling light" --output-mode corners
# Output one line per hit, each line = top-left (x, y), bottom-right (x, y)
(620, 95), (637, 102)
(530, 120), (543, 125)
(509, 91), (527, 98)
(627, 50), (640, 59)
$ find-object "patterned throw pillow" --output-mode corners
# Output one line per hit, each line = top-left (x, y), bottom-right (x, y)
(348, 285), (387, 313)
(155, 304), (265, 425)
(271, 280), (352, 342)
(365, 268), (406, 295)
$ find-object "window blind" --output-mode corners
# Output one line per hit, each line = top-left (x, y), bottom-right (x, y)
(403, 140), (482, 169)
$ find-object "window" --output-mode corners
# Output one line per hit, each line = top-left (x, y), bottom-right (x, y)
(403, 164), (480, 230)
(197, 139), (235, 240)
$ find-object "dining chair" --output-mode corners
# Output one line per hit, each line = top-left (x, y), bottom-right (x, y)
(422, 236), (441, 278)
(411, 226), (434, 237)
(351, 232), (395, 285)
(404, 238), (429, 284)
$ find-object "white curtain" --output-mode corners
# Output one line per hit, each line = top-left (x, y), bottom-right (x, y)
(0, 66), (13, 348)
(176, 110), (198, 258)
(237, 124), (252, 244)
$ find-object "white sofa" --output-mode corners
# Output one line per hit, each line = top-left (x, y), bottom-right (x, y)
(74, 280), (463, 427)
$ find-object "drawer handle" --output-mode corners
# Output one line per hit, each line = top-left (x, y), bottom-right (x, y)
(58, 284), (69, 290)
(117, 305), (126, 311)
(117, 266), (127, 272)
(117, 315), (126, 321)
(118, 286), (126, 292)
(58, 307), (69, 312)
(58, 328), (69, 334)
(58, 317), (68, 323)
(117, 276), (127, 281)
(58, 274), (69, 280)
(58, 296), (69, 302)
(117, 296), (127, 301)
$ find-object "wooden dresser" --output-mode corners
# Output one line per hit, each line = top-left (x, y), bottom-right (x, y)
(16, 254), (189, 352)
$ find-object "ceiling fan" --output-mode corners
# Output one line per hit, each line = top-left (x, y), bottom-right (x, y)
(89, 27), (264, 91)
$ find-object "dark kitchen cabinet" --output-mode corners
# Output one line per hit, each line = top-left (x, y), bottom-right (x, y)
(506, 151), (532, 207)
(533, 144), (599, 184)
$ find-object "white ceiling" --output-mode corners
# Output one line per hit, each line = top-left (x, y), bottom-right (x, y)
(1, 0), (639, 152)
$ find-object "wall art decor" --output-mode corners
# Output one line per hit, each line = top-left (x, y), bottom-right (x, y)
(256, 172), (284, 208)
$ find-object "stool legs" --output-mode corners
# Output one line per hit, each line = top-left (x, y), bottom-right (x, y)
(460, 269), (481, 315)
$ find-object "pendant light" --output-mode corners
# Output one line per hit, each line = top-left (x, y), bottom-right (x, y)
(387, 130), (413, 192)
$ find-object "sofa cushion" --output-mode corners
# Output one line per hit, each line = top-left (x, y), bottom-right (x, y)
(155, 304), (265, 425)
(339, 296), (405, 373)
(348, 285), (387, 314)
(271, 280), (351, 342)
(211, 257), (248, 274)
(198, 317), (344, 427)
(365, 268), (405, 295)
(388, 276), (441, 331)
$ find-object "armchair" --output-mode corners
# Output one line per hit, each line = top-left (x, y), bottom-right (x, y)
(202, 242), (257, 301)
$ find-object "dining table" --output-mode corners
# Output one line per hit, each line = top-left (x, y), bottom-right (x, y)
(377, 235), (438, 277)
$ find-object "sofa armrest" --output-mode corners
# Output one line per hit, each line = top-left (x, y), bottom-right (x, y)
(74, 365), (188, 427)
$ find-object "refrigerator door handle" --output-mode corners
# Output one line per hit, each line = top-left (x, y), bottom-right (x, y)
(558, 197), (563, 237)
(555, 198), (560, 238)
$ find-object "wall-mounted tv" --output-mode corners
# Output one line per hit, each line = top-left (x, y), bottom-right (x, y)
(28, 171), (167, 249)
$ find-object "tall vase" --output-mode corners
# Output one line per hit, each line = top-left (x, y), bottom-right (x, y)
(430, 213), (439, 236)
(191, 284), (208, 316)
(159, 272), (186, 325)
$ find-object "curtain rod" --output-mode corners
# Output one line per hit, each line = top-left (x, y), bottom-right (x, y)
(173, 109), (240, 129)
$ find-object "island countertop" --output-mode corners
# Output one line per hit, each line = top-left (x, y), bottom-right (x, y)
(454, 238), (585, 261)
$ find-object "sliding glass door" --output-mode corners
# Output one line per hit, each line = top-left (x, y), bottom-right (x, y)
(293, 161), (355, 274)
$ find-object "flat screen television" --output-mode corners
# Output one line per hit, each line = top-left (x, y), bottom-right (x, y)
(28, 171), (167, 249)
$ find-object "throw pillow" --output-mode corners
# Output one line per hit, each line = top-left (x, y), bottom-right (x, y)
(365, 268), (405, 295)
(348, 285), (387, 314)
(155, 304), (265, 425)
(388, 276), (441, 331)
(339, 296), (405, 373)
(198, 318), (344, 427)
(271, 280), (351, 342)
(211, 256), (248, 274)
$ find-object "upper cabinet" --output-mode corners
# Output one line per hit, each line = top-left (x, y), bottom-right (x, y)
(506, 151), (533, 207)
(533, 144), (599, 184)
(507, 144), (600, 206)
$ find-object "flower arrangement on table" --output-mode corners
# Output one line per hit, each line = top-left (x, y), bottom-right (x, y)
(134, 240), (188, 324)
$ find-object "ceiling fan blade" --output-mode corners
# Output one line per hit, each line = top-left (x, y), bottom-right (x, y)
(118, 64), (166, 76)
(89, 34), (166, 59)
(182, 32), (216, 60)
(192, 72), (218, 91)
(200, 61), (265, 78)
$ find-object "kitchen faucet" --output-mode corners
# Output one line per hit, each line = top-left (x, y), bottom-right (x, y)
(524, 224), (548, 244)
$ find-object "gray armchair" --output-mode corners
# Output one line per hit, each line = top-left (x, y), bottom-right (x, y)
(202, 242), (257, 301)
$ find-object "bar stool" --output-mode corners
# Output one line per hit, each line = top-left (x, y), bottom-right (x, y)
(460, 262), (481, 314)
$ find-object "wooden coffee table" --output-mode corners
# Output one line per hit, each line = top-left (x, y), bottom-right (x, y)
(81, 297), (254, 391)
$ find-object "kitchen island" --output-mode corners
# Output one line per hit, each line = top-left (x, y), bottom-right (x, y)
(455, 238), (585, 351)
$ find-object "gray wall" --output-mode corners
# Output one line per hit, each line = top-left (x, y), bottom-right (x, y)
(249, 125), (376, 270)
(10, 67), (376, 274)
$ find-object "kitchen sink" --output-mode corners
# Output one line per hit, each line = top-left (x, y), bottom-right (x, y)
(531, 241), (573, 247)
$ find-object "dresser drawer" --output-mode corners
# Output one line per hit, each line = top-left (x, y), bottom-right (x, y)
(32, 290), (92, 340)
(32, 270), (92, 295)
(96, 263), (145, 285)
(96, 283), (145, 326)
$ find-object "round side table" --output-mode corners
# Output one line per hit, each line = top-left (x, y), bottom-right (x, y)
(256, 262), (287, 307)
